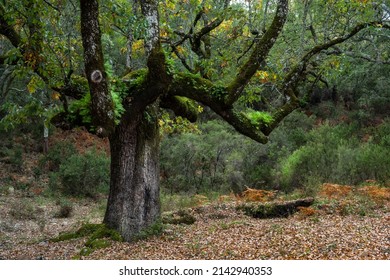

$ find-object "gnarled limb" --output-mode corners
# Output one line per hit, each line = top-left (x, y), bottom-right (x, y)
(167, 73), (268, 143)
(160, 96), (198, 123)
(282, 21), (390, 93)
(227, 0), (289, 104)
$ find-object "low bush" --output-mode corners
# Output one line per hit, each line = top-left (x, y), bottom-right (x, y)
(40, 141), (77, 172)
(277, 121), (390, 190)
(49, 148), (110, 198)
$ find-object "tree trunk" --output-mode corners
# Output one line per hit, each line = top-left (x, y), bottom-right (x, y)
(103, 105), (160, 242)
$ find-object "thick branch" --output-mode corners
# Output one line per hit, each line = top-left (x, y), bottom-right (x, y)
(282, 21), (389, 92)
(140, 0), (160, 55)
(138, 0), (172, 107)
(167, 73), (268, 143)
(160, 96), (198, 122)
(227, 0), (289, 104)
(80, 0), (115, 136)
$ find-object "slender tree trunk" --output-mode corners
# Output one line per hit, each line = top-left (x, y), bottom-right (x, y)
(103, 105), (160, 242)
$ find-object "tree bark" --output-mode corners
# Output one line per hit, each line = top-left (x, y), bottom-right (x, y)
(103, 104), (160, 242)
(80, 0), (115, 136)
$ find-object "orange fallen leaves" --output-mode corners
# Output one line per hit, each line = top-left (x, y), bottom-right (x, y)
(358, 185), (390, 202)
(297, 206), (318, 217)
(241, 187), (277, 202)
(319, 183), (353, 199)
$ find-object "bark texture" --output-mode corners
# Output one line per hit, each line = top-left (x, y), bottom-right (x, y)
(80, 0), (115, 136)
(104, 105), (160, 241)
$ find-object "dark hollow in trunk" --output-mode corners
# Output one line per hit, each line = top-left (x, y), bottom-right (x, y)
(103, 108), (160, 242)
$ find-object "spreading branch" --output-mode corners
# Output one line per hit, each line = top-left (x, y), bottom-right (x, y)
(282, 21), (390, 93)
(227, 0), (289, 104)
(167, 73), (268, 143)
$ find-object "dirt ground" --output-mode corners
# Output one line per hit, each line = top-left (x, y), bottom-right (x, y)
(0, 192), (389, 260)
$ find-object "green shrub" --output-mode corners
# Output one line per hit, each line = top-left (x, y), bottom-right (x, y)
(356, 144), (390, 183)
(40, 141), (77, 171)
(278, 120), (390, 191)
(49, 148), (110, 197)
(0, 144), (24, 172)
(160, 120), (248, 193)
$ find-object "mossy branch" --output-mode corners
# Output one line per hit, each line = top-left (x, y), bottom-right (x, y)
(160, 96), (199, 122)
(226, 0), (289, 104)
(168, 73), (268, 143)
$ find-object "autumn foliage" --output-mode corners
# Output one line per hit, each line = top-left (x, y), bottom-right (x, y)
(319, 183), (353, 199)
(240, 187), (277, 202)
(358, 185), (390, 202)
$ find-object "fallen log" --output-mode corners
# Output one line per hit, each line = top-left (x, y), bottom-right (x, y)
(237, 197), (315, 219)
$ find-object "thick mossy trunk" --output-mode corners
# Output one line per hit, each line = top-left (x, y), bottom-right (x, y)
(103, 106), (160, 242)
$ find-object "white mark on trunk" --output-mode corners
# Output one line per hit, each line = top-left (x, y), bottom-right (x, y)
(142, 2), (159, 55)
(91, 70), (103, 83)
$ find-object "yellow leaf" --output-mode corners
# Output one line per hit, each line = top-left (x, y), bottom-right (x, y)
(27, 76), (40, 94)
(51, 92), (61, 100)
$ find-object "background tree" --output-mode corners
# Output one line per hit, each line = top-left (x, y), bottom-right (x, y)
(0, 0), (389, 241)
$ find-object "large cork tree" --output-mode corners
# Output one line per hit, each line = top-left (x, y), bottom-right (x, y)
(0, 0), (388, 241)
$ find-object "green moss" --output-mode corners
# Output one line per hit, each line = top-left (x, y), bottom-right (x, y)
(87, 224), (123, 242)
(85, 238), (111, 249)
(131, 220), (164, 241)
(79, 247), (93, 256)
(77, 223), (104, 236)
(174, 96), (199, 120)
(51, 223), (123, 258)
(50, 223), (103, 242)
(123, 68), (148, 90)
(245, 110), (274, 128)
(51, 232), (80, 242)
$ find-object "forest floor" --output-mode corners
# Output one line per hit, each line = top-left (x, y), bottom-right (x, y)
(0, 187), (389, 260)
(0, 129), (389, 260)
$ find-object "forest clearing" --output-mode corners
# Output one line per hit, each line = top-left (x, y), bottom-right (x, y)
(0, 147), (389, 260)
(1, 0), (390, 262)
